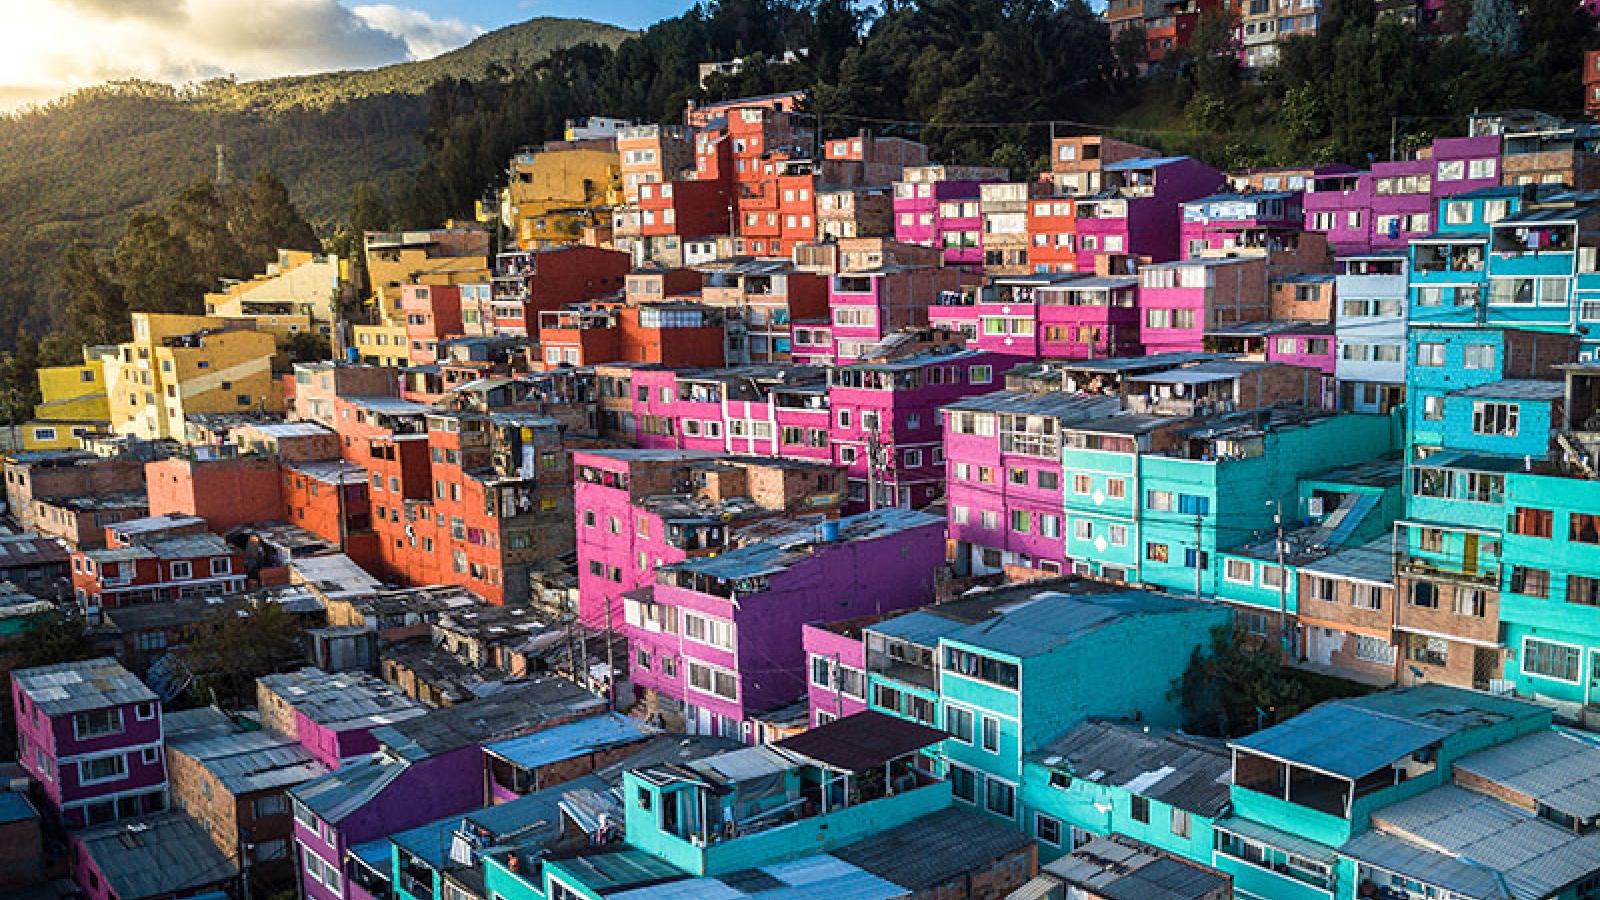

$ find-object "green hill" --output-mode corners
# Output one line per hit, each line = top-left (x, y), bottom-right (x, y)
(0, 17), (632, 345)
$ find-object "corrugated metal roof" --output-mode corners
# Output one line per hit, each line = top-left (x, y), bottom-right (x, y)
(941, 391), (1121, 420)
(1045, 835), (1232, 900)
(611, 855), (903, 899)
(1454, 730), (1600, 821)
(485, 712), (655, 770)
(0, 791), (38, 824)
(167, 722), (329, 795)
(1449, 379), (1566, 401)
(832, 806), (1034, 890)
(291, 753), (409, 823)
(1231, 701), (1448, 778)
(1214, 816), (1339, 864)
(864, 608), (968, 648)
(1368, 784), (1600, 900)
(941, 589), (1211, 659)
(1103, 156), (1190, 170)
(12, 657), (156, 716)
(76, 812), (236, 900)
(1032, 720), (1232, 817)
(1340, 829), (1513, 900)
(662, 507), (939, 582)
(1300, 537), (1395, 586)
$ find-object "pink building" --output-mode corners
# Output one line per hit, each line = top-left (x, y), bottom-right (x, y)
(401, 283), (465, 363)
(827, 348), (1021, 509)
(1074, 156), (1225, 270)
(801, 618), (873, 727)
(943, 391), (1121, 576)
(629, 366), (831, 454)
(1137, 256), (1268, 355)
(571, 450), (847, 629)
(625, 507), (944, 740)
(829, 265), (968, 364)
(1180, 190), (1306, 257)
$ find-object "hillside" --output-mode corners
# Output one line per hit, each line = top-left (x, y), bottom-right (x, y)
(0, 17), (632, 345)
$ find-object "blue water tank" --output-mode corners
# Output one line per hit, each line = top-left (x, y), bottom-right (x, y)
(819, 519), (841, 542)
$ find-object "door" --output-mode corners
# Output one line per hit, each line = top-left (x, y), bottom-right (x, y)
(1462, 533), (1480, 577)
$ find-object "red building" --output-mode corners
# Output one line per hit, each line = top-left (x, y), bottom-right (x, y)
(493, 246), (631, 336)
(538, 302), (728, 369)
(72, 532), (245, 610)
(402, 284), (466, 363)
(1026, 193), (1079, 274)
(145, 455), (284, 536)
(280, 459), (381, 572)
(1587, 50), (1600, 119)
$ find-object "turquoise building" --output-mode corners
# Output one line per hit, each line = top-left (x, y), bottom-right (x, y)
(860, 580), (1232, 833)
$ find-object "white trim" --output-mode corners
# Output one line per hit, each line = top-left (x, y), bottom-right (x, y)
(59, 738), (164, 765)
(71, 707), (124, 742)
(78, 751), (129, 786)
(1391, 624), (1503, 649)
(1520, 634), (1584, 685)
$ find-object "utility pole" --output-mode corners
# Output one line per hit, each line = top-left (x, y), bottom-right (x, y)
(1274, 501), (1290, 657)
(1193, 515), (1204, 602)
(865, 430), (882, 511)
(833, 652), (844, 720)
(603, 594), (617, 710)
(1389, 117), (1398, 163)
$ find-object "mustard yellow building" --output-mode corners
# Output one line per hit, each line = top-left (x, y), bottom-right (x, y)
(364, 228), (491, 325)
(103, 313), (284, 441)
(20, 352), (112, 450)
(349, 323), (411, 367)
(204, 250), (342, 349)
(502, 147), (622, 248)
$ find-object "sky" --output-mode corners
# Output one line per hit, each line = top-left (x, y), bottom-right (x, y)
(0, 0), (693, 111)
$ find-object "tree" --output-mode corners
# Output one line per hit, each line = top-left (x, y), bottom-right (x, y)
(1173, 625), (1368, 736)
(229, 168), (320, 273)
(1467, 0), (1520, 57)
(170, 175), (250, 286)
(114, 211), (206, 314)
(284, 331), (332, 365)
(0, 333), (42, 428)
(58, 241), (129, 347)
(1113, 24), (1149, 81)
(13, 608), (98, 669)
(181, 602), (307, 709)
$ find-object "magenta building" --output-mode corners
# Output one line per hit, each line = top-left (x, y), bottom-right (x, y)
(828, 348), (1020, 509)
(1304, 135), (1502, 253)
(928, 273), (1141, 361)
(828, 265), (967, 364)
(1180, 191), (1307, 257)
(893, 175), (993, 268)
(1073, 156), (1225, 270)
(943, 391), (1121, 576)
(11, 658), (167, 830)
(801, 618), (875, 727)
(625, 506), (944, 741)
(1137, 256), (1269, 355)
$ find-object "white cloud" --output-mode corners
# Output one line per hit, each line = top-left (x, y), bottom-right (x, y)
(0, 0), (482, 111)
(352, 4), (483, 60)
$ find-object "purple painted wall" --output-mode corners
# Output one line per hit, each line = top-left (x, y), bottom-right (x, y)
(12, 681), (165, 828)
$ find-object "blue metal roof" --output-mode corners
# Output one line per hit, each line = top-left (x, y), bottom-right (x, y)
(941, 589), (1209, 659)
(664, 508), (940, 582)
(1232, 701), (1448, 778)
(1103, 155), (1189, 171)
(0, 791), (37, 824)
(865, 609), (968, 648)
(291, 753), (409, 823)
(485, 713), (655, 770)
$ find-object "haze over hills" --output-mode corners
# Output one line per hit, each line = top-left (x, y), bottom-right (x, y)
(0, 16), (632, 341)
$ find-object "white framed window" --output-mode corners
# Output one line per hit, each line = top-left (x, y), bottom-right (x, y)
(1036, 813), (1063, 847)
(73, 708), (123, 741)
(686, 660), (739, 700)
(1522, 636), (1581, 683)
(78, 753), (128, 785)
(1224, 559), (1254, 584)
(981, 715), (1000, 753)
(682, 612), (734, 650)
(209, 557), (230, 576)
(946, 705), (975, 744)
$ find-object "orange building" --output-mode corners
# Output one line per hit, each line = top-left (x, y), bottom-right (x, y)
(144, 455), (284, 536)
(1027, 193), (1079, 273)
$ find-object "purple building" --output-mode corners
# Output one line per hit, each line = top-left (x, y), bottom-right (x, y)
(1074, 156), (1225, 270)
(1180, 191), (1308, 257)
(626, 506), (944, 741)
(11, 658), (167, 830)
(288, 679), (604, 900)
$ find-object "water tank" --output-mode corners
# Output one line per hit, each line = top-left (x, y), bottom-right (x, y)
(819, 520), (841, 542)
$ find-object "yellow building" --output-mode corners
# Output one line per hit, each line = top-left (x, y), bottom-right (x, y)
(204, 250), (342, 349)
(103, 313), (284, 441)
(350, 323), (411, 368)
(364, 228), (490, 326)
(20, 352), (113, 450)
(502, 147), (623, 248)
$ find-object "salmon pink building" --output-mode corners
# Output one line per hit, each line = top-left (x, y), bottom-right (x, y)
(1136, 256), (1269, 355)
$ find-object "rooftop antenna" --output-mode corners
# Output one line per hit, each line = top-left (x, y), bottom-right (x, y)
(215, 144), (229, 187)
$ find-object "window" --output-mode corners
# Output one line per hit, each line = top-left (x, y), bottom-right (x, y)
(1038, 471), (1060, 490)
(1410, 581), (1440, 609)
(74, 708), (123, 741)
(1351, 584), (1382, 610)
(1416, 343), (1445, 366)
(947, 706), (975, 743)
(686, 661), (738, 700)
(1073, 474), (1092, 494)
(1225, 559), (1254, 584)
(946, 647), (1019, 688)
(209, 557), (230, 576)
(1146, 542), (1169, 563)
(141, 747), (158, 765)
(1523, 637), (1581, 683)
(969, 366), (993, 385)
(1454, 588), (1487, 618)
(254, 794), (288, 818)
(1512, 507), (1554, 538)
(1106, 478), (1125, 499)
(170, 560), (192, 580)
(79, 753), (127, 785)
(1036, 814), (1063, 847)
(134, 702), (156, 721)
(683, 613), (734, 649)
(981, 716), (1000, 752)
(1130, 795), (1150, 823)
(1463, 344), (1495, 369)
(985, 779), (1016, 818)
(950, 764), (977, 803)
(1010, 510), (1030, 534)
(1513, 565), (1551, 598)
(1570, 575), (1600, 607)
(1472, 402), (1519, 436)
(1171, 808), (1191, 838)
(1147, 490), (1174, 511)
(1572, 513), (1600, 545)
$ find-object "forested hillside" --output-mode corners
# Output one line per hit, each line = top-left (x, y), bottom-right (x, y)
(0, 17), (631, 349)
